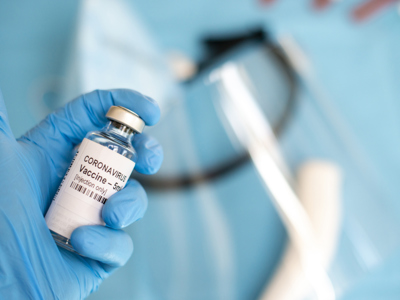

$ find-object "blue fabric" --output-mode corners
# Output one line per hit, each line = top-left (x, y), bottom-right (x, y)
(94, 1), (400, 299)
(0, 89), (163, 299)
(0, 1), (80, 138)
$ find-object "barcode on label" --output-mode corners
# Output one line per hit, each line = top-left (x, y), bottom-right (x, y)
(70, 182), (108, 204)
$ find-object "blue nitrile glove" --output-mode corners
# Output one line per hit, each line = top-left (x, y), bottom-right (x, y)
(0, 89), (163, 299)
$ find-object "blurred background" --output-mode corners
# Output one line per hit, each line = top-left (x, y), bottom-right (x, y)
(1, 0), (400, 299)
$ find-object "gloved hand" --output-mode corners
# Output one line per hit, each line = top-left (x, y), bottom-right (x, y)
(0, 89), (163, 299)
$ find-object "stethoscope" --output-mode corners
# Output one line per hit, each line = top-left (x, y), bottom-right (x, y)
(137, 28), (297, 190)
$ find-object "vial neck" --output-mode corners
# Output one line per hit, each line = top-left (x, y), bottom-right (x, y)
(104, 121), (136, 143)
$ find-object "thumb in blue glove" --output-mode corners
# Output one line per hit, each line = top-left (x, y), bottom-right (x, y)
(0, 89), (163, 299)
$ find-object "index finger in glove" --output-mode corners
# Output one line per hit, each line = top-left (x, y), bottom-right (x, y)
(102, 179), (147, 229)
(21, 89), (160, 169)
(70, 225), (133, 268)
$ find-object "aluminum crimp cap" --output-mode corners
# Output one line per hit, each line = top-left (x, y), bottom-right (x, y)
(106, 106), (145, 133)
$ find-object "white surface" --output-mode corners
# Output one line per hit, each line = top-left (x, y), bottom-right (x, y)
(212, 63), (336, 300)
(261, 161), (341, 300)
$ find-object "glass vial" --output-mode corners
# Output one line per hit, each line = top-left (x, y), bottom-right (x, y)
(45, 106), (145, 253)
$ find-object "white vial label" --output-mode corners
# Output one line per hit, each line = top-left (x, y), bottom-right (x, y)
(45, 138), (136, 239)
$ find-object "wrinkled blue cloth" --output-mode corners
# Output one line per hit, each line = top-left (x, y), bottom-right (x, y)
(0, 89), (163, 299)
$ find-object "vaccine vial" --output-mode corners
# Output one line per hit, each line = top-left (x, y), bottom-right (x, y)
(45, 106), (144, 253)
